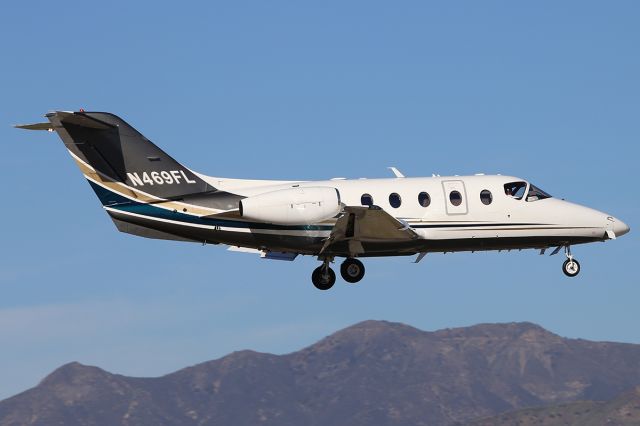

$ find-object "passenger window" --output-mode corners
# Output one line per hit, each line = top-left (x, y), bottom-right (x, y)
(480, 190), (492, 205)
(418, 192), (431, 207)
(504, 182), (527, 200)
(449, 191), (462, 206)
(526, 184), (552, 202)
(389, 193), (402, 208)
(361, 193), (374, 207)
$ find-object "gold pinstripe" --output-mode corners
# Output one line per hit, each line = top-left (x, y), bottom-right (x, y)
(69, 152), (219, 216)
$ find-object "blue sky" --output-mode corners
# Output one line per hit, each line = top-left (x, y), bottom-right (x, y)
(1, 1), (638, 400)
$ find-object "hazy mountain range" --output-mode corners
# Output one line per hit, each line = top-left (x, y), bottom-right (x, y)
(2, 320), (640, 426)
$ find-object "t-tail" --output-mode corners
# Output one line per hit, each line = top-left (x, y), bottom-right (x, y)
(17, 111), (216, 203)
(16, 111), (231, 241)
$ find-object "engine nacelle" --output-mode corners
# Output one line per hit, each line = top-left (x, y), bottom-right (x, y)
(239, 187), (341, 225)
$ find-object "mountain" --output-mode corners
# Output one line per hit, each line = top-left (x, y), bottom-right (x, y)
(469, 386), (640, 426)
(2, 321), (640, 426)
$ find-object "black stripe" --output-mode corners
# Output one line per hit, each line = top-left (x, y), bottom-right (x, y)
(411, 223), (546, 229)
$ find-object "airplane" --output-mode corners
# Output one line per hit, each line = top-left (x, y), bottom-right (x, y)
(16, 111), (630, 290)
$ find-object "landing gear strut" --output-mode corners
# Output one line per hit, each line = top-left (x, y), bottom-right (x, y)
(562, 246), (581, 277)
(312, 258), (336, 290)
(340, 258), (365, 283)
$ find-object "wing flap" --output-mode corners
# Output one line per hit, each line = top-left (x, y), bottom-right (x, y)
(321, 206), (419, 255)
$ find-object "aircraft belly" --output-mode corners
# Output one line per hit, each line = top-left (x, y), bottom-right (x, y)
(421, 225), (604, 240)
(107, 209), (327, 254)
(108, 208), (605, 258)
(418, 236), (602, 253)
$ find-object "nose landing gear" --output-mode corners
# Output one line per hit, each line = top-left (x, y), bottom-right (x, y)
(562, 246), (581, 277)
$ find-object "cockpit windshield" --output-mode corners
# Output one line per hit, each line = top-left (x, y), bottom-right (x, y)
(504, 181), (527, 200)
(526, 184), (552, 202)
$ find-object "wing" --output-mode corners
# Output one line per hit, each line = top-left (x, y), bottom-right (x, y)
(321, 206), (419, 256)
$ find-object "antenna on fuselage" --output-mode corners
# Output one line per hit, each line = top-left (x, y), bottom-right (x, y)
(388, 167), (405, 178)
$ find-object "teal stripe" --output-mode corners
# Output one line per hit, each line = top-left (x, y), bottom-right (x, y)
(87, 180), (334, 231)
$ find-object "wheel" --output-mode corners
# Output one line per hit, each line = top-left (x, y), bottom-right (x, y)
(340, 258), (365, 283)
(562, 258), (581, 277)
(312, 266), (336, 290)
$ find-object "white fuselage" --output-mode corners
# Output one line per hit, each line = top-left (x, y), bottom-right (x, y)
(197, 173), (627, 249)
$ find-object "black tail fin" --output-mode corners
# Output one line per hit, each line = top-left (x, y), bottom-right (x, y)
(46, 111), (214, 199)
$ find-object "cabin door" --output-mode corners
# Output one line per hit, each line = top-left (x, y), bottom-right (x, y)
(442, 180), (468, 215)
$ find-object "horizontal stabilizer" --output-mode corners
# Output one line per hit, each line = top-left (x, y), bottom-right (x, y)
(14, 122), (54, 131)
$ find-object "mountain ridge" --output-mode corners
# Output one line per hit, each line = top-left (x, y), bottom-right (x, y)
(2, 320), (640, 426)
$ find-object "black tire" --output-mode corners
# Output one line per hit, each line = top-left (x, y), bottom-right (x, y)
(340, 258), (366, 283)
(312, 266), (336, 290)
(562, 258), (580, 277)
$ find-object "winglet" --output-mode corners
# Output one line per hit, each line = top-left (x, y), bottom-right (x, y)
(388, 167), (405, 178)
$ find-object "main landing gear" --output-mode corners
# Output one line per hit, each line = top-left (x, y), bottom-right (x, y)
(562, 246), (581, 277)
(312, 259), (336, 290)
(311, 258), (366, 290)
(340, 258), (365, 283)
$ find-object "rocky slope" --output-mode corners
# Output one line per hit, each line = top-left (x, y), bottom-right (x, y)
(469, 386), (640, 426)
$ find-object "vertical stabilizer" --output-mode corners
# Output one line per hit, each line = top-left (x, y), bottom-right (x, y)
(45, 111), (214, 199)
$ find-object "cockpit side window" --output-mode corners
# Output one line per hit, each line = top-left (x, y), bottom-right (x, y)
(526, 184), (552, 202)
(504, 181), (527, 200)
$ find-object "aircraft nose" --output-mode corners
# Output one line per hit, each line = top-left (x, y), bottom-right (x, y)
(613, 218), (630, 237)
